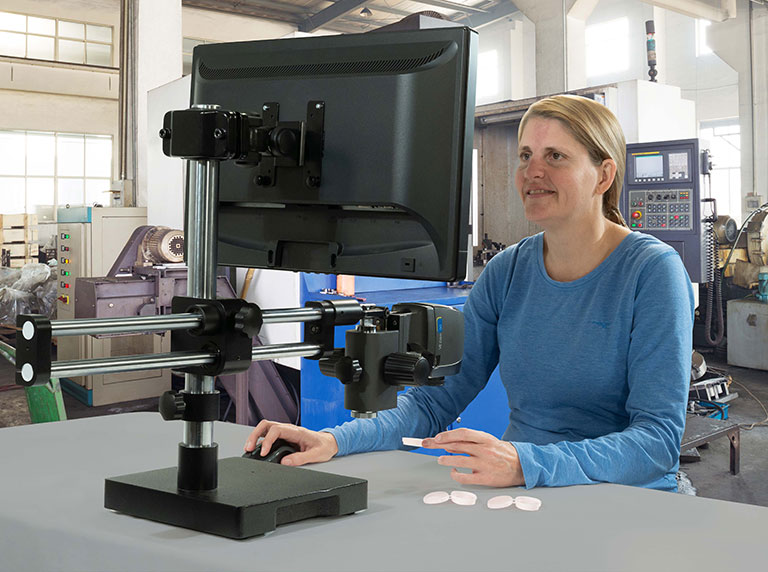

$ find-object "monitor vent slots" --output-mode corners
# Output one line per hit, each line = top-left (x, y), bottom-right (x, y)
(198, 48), (448, 80)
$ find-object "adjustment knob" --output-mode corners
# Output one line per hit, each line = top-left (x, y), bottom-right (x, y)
(384, 352), (431, 386)
(319, 356), (363, 385)
(234, 303), (263, 337)
(269, 126), (299, 158)
(159, 390), (186, 420)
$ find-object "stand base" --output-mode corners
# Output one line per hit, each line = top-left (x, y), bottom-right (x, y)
(104, 456), (367, 539)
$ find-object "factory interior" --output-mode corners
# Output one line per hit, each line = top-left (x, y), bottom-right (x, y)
(1, 0), (768, 569)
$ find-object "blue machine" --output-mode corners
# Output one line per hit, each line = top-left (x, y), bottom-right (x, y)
(620, 138), (707, 283)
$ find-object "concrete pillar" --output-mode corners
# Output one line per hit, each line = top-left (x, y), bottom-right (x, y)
(750, 2), (768, 209)
(514, 0), (599, 95)
(134, 0), (183, 208)
(707, 1), (761, 219)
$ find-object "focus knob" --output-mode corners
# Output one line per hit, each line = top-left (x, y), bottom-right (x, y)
(384, 352), (431, 386)
(159, 390), (186, 420)
(319, 355), (363, 385)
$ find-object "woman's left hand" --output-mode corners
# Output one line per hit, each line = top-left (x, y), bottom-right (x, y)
(421, 428), (525, 487)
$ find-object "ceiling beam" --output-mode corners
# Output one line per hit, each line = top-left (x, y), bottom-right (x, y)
(410, 0), (488, 13)
(453, 0), (519, 28)
(298, 0), (371, 32)
(361, 4), (413, 18)
(181, 0), (303, 24)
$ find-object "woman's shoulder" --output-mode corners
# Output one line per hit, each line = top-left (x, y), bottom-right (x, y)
(616, 232), (689, 281)
(620, 231), (680, 264)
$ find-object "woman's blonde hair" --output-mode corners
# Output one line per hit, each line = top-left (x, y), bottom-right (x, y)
(518, 94), (628, 227)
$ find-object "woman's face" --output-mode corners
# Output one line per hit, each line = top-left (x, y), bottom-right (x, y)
(515, 117), (612, 230)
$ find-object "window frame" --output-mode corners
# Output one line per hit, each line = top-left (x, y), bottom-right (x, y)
(0, 129), (114, 220)
(0, 9), (114, 67)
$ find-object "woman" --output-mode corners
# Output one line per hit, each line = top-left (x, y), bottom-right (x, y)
(244, 95), (695, 492)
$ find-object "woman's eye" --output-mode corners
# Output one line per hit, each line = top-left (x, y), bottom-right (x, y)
(520, 153), (531, 161)
(551, 152), (562, 160)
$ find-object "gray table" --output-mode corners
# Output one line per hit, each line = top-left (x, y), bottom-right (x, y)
(1, 413), (766, 572)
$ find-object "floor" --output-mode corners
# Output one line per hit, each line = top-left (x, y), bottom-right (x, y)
(1, 347), (768, 507)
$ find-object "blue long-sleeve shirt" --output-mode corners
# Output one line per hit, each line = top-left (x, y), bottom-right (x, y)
(326, 231), (695, 492)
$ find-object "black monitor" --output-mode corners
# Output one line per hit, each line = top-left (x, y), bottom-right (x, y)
(189, 27), (477, 281)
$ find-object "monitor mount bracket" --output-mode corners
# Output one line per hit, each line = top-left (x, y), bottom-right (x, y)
(159, 101), (324, 189)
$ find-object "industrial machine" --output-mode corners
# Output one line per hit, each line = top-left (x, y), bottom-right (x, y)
(721, 202), (768, 370)
(56, 207), (149, 404)
(68, 224), (229, 406)
(15, 26), (477, 538)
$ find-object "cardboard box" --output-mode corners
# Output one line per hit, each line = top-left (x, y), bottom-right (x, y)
(0, 213), (38, 228)
(1, 243), (39, 257)
(0, 227), (38, 243)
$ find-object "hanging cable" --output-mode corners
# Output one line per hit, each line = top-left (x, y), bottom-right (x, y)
(701, 194), (724, 347)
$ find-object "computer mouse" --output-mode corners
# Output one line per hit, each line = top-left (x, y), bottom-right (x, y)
(242, 438), (297, 463)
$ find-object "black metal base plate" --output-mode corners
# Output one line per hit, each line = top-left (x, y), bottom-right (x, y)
(104, 457), (367, 539)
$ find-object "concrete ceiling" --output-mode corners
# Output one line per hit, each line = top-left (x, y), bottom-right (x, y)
(181, 0), (520, 34)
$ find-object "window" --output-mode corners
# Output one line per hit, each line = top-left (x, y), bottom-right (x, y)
(0, 130), (112, 219)
(696, 19), (712, 57)
(699, 120), (740, 219)
(476, 50), (499, 101)
(0, 10), (113, 66)
(183, 37), (210, 76)
(585, 17), (629, 77)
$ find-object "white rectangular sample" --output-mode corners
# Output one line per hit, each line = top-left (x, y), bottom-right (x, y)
(401, 437), (424, 448)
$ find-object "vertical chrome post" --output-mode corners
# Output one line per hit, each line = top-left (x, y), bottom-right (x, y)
(180, 104), (220, 489)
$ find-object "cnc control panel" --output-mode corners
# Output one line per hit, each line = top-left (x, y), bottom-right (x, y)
(627, 189), (693, 231)
(620, 138), (706, 282)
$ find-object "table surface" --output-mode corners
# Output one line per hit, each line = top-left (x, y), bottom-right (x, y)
(1, 413), (767, 572)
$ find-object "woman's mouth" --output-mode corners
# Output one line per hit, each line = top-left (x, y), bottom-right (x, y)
(526, 189), (555, 196)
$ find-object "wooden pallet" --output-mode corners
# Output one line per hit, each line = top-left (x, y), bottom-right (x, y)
(0, 214), (38, 228)
(0, 227), (38, 243)
(5, 257), (37, 268)
(1, 214), (39, 268)
(1, 243), (39, 257)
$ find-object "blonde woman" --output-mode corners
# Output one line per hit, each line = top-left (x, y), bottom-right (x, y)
(246, 95), (694, 492)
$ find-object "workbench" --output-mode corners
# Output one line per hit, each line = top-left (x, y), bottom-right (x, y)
(1, 413), (766, 572)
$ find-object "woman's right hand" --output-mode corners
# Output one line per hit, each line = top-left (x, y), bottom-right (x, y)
(244, 420), (339, 466)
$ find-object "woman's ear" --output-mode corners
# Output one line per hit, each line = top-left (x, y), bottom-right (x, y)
(595, 159), (617, 196)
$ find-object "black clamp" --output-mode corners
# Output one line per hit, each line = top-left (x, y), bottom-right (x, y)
(171, 296), (262, 376)
(303, 299), (364, 358)
(159, 390), (220, 422)
(160, 108), (256, 161)
(15, 314), (52, 387)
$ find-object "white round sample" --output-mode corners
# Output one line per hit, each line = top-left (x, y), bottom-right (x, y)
(486, 495), (515, 510)
(514, 496), (542, 511)
(450, 490), (477, 506)
(22, 321), (35, 340)
(422, 491), (451, 505)
(21, 363), (34, 382)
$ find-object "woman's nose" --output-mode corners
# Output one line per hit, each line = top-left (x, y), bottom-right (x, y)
(523, 155), (545, 178)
